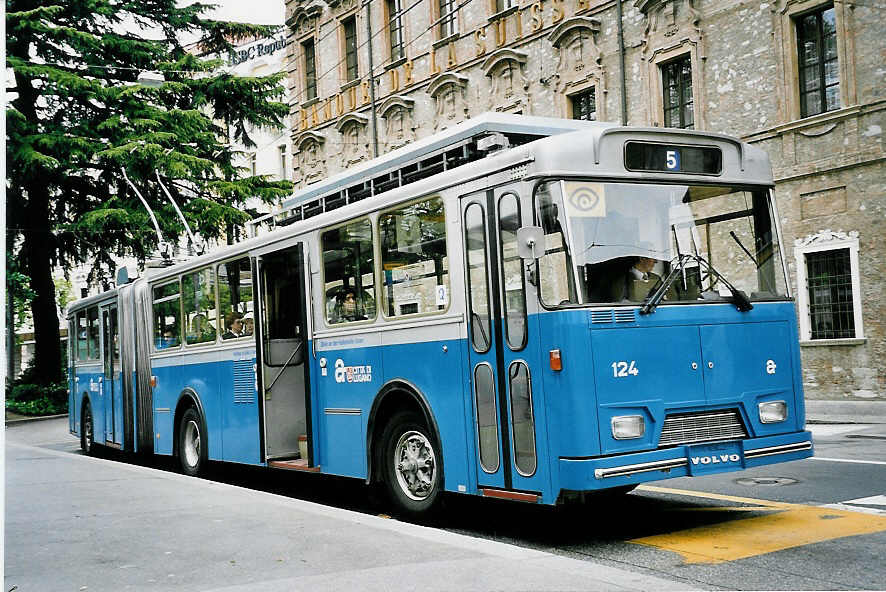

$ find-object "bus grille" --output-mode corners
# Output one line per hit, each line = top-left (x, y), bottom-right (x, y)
(658, 409), (747, 447)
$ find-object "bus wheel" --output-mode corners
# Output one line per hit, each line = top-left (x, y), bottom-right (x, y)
(178, 407), (206, 477)
(80, 402), (94, 455)
(382, 412), (442, 517)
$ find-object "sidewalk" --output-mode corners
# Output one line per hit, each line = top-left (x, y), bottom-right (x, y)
(805, 400), (886, 424)
(6, 418), (695, 592)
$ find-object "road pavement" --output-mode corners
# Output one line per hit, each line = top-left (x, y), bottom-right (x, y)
(5, 418), (691, 592)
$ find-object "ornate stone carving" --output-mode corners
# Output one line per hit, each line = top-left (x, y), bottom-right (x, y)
(290, 0), (326, 37)
(548, 17), (604, 118)
(427, 73), (470, 130)
(293, 130), (327, 186)
(379, 95), (417, 150)
(482, 49), (530, 114)
(335, 113), (370, 167)
(794, 229), (859, 248)
(637, 0), (703, 53)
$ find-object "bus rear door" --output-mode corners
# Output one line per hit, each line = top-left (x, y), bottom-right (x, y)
(257, 244), (312, 463)
(462, 187), (549, 497)
(100, 303), (123, 447)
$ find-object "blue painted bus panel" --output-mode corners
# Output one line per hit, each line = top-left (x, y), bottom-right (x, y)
(314, 344), (381, 477)
(151, 354), (262, 465)
(220, 356), (261, 465)
(381, 339), (471, 496)
(538, 302), (808, 466)
(536, 310), (603, 460)
(321, 413), (366, 478)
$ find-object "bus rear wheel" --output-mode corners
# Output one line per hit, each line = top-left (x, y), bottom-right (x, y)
(80, 402), (94, 455)
(382, 411), (442, 517)
(178, 407), (206, 477)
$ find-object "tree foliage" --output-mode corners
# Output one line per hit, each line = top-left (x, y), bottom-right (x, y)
(7, 0), (293, 384)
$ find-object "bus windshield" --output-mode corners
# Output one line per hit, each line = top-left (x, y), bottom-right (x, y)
(535, 180), (789, 307)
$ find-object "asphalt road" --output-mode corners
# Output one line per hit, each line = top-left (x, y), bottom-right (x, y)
(6, 419), (886, 590)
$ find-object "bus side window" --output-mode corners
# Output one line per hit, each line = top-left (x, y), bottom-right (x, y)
(76, 311), (88, 361)
(153, 280), (181, 350)
(183, 268), (217, 345)
(379, 196), (450, 317)
(322, 218), (376, 325)
(86, 307), (100, 360)
(218, 258), (254, 340)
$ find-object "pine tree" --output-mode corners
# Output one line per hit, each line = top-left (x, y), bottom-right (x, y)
(7, 1), (292, 385)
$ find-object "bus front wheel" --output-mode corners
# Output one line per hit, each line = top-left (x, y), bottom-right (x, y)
(80, 402), (94, 455)
(178, 407), (206, 477)
(382, 411), (442, 517)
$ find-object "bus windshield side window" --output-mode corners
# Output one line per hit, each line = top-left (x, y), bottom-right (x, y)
(76, 311), (88, 361)
(536, 183), (578, 306)
(218, 258), (254, 339)
(379, 197), (450, 317)
(86, 307), (100, 360)
(153, 281), (181, 350)
(183, 268), (217, 345)
(322, 218), (376, 325)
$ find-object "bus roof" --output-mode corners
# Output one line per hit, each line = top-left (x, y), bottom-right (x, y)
(282, 113), (606, 210)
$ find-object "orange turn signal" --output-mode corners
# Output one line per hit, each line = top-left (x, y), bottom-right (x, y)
(150, 375), (157, 388)
(549, 349), (562, 371)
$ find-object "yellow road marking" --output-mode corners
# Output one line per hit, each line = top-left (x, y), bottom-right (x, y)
(631, 485), (886, 564)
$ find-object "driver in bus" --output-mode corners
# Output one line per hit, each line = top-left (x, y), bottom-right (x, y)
(623, 256), (679, 302)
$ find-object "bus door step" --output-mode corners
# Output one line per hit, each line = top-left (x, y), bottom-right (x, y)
(268, 458), (321, 473)
(480, 488), (539, 503)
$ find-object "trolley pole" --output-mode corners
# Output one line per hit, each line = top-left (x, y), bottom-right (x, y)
(364, 0), (380, 158)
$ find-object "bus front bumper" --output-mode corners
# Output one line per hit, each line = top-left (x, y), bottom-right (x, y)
(559, 430), (813, 491)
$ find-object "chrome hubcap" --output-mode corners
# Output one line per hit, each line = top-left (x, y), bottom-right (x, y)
(394, 430), (436, 501)
(184, 419), (200, 468)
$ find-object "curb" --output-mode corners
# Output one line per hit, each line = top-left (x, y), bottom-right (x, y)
(5, 413), (69, 426)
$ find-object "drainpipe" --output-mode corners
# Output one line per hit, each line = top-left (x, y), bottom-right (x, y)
(616, 0), (628, 125)
(364, 0), (380, 158)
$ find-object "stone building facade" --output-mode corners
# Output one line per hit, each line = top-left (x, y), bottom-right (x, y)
(283, 0), (884, 403)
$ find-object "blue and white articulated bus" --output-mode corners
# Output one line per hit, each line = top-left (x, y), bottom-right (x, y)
(68, 113), (813, 515)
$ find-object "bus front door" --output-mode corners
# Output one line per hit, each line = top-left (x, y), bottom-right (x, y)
(462, 188), (549, 496)
(257, 244), (312, 462)
(101, 304), (123, 446)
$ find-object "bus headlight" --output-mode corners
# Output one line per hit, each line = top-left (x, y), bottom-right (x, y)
(759, 401), (787, 423)
(612, 415), (645, 440)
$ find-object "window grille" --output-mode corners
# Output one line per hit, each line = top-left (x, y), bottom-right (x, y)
(797, 5), (839, 118)
(571, 88), (596, 121)
(662, 56), (693, 129)
(806, 248), (855, 339)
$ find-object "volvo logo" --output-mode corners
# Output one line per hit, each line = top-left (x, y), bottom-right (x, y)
(691, 453), (741, 465)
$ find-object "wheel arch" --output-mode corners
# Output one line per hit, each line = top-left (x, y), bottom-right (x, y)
(173, 388), (208, 460)
(366, 379), (444, 486)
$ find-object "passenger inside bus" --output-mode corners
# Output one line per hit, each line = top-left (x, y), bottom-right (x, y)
(156, 329), (179, 349)
(242, 314), (254, 337)
(332, 290), (366, 323)
(188, 313), (216, 343)
(222, 312), (244, 339)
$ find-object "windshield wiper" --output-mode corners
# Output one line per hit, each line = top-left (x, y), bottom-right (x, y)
(640, 254), (753, 314)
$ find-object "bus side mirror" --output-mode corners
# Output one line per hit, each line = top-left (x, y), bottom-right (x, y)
(517, 226), (545, 260)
